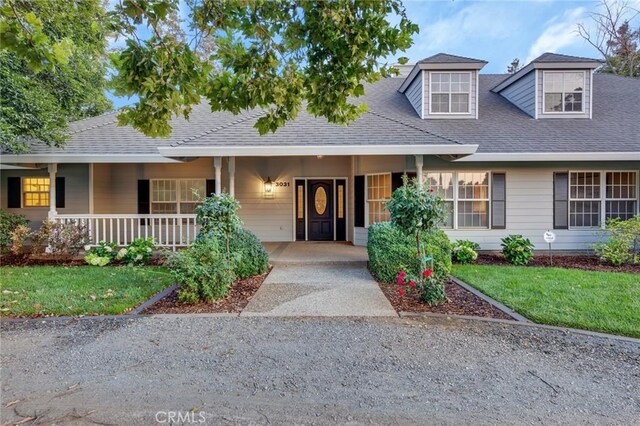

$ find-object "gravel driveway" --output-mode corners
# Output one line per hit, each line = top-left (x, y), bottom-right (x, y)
(1, 316), (639, 425)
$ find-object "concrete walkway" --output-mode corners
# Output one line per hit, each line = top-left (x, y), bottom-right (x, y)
(242, 242), (395, 317)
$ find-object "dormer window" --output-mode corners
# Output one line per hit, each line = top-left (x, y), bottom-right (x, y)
(543, 71), (584, 113)
(430, 72), (471, 114)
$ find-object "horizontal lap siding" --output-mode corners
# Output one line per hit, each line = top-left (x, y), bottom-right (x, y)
(500, 71), (535, 117)
(0, 164), (89, 227)
(404, 72), (422, 117)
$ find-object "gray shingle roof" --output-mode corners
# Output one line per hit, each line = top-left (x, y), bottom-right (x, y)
(532, 52), (601, 63)
(4, 71), (639, 158)
(417, 53), (487, 64)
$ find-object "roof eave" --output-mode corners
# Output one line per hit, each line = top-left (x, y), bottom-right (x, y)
(158, 144), (479, 157)
(0, 154), (190, 164)
(454, 152), (640, 162)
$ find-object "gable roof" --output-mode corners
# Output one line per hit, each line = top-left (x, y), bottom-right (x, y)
(491, 52), (602, 93)
(417, 53), (487, 64)
(532, 52), (602, 63)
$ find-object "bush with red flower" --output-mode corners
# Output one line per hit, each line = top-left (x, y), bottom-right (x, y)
(384, 175), (448, 305)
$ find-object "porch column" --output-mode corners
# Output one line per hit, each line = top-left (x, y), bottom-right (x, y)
(214, 156), (222, 194)
(48, 163), (57, 218)
(414, 155), (424, 189)
(228, 157), (235, 197)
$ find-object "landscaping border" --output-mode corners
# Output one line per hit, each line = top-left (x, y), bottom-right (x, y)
(448, 276), (531, 322)
(129, 285), (179, 315)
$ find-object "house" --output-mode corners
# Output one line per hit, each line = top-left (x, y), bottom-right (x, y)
(1, 53), (639, 251)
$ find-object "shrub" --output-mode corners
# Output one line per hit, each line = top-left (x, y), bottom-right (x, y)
(451, 240), (480, 264)
(501, 234), (534, 265)
(116, 237), (155, 265)
(166, 236), (236, 303)
(0, 210), (29, 253)
(84, 241), (117, 266)
(593, 216), (640, 266)
(368, 221), (452, 288)
(32, 219), (89, 256)
(10, 224), (31, 255)
(229, 228), (269, 278)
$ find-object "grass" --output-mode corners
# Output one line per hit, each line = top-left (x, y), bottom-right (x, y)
(452, 265), (640, 338)
(0, 266), (174, 317)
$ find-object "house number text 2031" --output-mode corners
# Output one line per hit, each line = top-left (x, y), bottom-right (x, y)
(275, 181), (290, 187)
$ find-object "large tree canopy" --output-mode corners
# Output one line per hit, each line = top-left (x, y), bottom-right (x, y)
(0, 0), (112, 153)
(108, 0), (418, 137)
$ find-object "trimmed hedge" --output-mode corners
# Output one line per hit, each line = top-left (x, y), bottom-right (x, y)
(367, 221), (452, 286)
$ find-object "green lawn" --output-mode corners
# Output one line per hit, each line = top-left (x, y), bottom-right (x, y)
(0, 266), (174, 317)
(452, 265), (640, 338)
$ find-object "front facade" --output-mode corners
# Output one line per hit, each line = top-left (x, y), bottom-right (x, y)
(2, 53), (639, 251)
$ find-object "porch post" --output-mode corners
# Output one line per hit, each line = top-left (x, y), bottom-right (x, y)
(214, 156), (222, 195)
(228, 157), (235, 197)
(414, 155), (424, 189)
(48, 163), (57, 218)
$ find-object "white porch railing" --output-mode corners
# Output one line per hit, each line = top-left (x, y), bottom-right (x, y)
(54, 214), (199, 249)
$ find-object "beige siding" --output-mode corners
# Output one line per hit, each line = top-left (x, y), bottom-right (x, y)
(423, 70), (478, 119)
(423, 159), (640, 251)
(537, 69), (592, 119)
(1, 164), (89, 227)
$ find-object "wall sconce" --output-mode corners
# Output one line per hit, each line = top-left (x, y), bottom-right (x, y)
(264, 176), (274, 199)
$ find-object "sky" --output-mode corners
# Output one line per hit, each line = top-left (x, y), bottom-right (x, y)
(108, 0), (638, 108)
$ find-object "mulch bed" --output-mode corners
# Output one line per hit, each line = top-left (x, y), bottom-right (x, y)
(141, 268), (271, 314)
(475, 253), (639, 274)
(377, 277), (513, 320)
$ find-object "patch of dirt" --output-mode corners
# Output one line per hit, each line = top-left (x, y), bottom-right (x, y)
(142, 268), (271, 314)
(377, 277), (513, 320)
(475, 253), (639, 274)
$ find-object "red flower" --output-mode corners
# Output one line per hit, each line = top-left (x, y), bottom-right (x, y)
(398, 288), (405, 296)
(423, 269), (432, 278)
(396, 270), (407, 285)
(408, 281), (416, 288)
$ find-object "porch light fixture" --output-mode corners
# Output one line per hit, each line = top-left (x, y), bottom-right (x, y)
(264, 177), (274, 199)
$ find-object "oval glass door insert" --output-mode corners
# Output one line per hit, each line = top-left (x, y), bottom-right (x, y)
(314, 187), (327, 215)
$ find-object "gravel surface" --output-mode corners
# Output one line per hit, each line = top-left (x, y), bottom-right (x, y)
(1, 316), (639, 425)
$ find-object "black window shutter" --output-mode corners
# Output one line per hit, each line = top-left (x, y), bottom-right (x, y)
(491, 173), (506, 229)
(553, 172), (569, 229)
(7, 177), (21, 208)
(391, 172), (404, 191)
(137, 180), (150, 214)
(354, 175), (365, 227)
(55, 177), (65, 209)
(206, 180), (216, 197)
(406, 171), (417, 181)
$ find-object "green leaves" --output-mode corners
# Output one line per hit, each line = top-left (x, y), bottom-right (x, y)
(108, 0), (419, 137)
(0, 0), (112, 153)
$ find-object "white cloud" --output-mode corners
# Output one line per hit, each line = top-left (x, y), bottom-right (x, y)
(525, 7), (587, 63)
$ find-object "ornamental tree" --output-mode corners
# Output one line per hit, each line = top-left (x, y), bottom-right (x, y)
(385, 175), (447, 304)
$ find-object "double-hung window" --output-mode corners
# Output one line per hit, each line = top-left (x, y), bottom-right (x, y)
(568, 171), (638, 228)
(23, 178), (50, 207)
(543, 71), (584, 113)
(425, 171), (495, 229)
(366, 173), (391, 225)
(151, 179), (205, 214)
(425, 172), (454, 227)
(430, 72), (471, 114)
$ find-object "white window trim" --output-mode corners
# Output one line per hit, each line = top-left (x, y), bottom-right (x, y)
(150, 178), (206, 214)
(428, 71), (472, 115)
(364, 172), (392, 227)
(567, 170), (639, 230)
(424, 171), (493, 230)
(542, 70), (586, 115)
(22, 176), (51, 208)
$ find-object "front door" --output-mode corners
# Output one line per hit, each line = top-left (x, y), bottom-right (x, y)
(307, 180), (333, 241)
